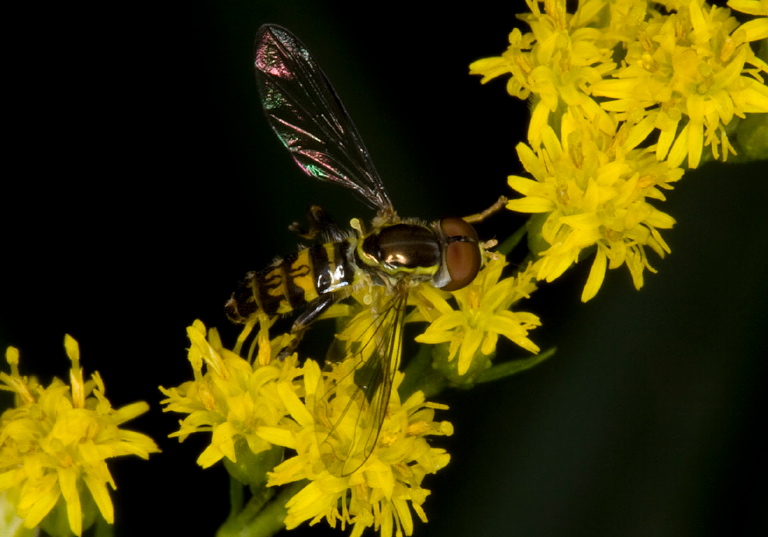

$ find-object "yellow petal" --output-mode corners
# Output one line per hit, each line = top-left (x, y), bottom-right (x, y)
(20, 477), (60, 529)
(57, 466), (82, 536)
(84, 474), (114, 524)
(506, 197), (555, 213)
(739, 18), (768, 41)
(256, 426), (296, 449)
(581, 246), (607, 302)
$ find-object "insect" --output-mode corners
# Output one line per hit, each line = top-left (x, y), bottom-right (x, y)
(226, 24), (497, 475)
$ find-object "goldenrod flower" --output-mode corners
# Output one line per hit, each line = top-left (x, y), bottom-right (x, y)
(469, 0), (618, 147)
(471, 0), (767, 299)
(160, 319), (302, 471)
(472, 0), (768, 169)
(591, 0), (768, 167)
(414, 254), (541, 378)
(0, 337), (159, 536)
(506, 119), (682, 301)
(260, 358), (452, 537)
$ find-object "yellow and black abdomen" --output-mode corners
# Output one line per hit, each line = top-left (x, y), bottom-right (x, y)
(226, 241), (354, 323)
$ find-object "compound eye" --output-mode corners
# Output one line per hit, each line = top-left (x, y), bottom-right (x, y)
(439, 217), (481, 291)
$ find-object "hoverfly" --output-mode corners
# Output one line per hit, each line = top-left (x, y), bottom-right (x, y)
(226, 24), (491, 476)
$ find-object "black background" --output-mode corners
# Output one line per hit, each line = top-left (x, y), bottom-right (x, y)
(1, 2), (766, 536)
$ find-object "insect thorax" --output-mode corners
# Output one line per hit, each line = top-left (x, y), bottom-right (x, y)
(354, 223), (443, 285)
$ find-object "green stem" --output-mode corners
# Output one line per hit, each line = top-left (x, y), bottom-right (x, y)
(496, 223), (527, 257)
(399, 344), (447, 400)
(228, 475), (245, 519)
(216, 481), (306, 537)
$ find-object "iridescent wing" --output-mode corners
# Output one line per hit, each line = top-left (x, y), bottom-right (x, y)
(315, 284), (408, 476)
(254, 24), (394, 214)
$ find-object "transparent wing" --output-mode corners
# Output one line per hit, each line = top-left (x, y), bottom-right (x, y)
(254, 24), (394, 214)
(315, 285), (408, 476)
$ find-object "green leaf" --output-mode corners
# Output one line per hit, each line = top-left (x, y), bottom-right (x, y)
(477, 347), (556, 384)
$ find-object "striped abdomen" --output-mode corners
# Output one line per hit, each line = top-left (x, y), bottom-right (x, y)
(226, 241), (354, 323)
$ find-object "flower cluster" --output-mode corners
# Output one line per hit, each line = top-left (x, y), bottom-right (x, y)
(415, 254), (541, 379)
(160, 319), (302, 470)
(471, 0), (768, 300)
(0, 337), (159, 536)
(162, 315), (455, 537)
(507, 119), (683, 301)
(264, 359), (452, 537)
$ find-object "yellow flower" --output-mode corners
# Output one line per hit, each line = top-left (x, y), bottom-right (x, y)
(506, 117), (682, 301)
(0, 338), (159, 536)
(261, 358), (452, 537)
(470, 0), (618, 147)
(414, 254), (541, 378)
(159, 319), (302, 471)
(473, 0), (768, 168)
(591, 0), (768, 168)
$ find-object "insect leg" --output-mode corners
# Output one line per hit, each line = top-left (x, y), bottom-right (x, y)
(461, 195), (509, 224)
(277, 293), (338, 359)
(289, 205), (346, 242)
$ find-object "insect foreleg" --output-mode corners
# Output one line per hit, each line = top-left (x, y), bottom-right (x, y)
(461, 195), (509, 224)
